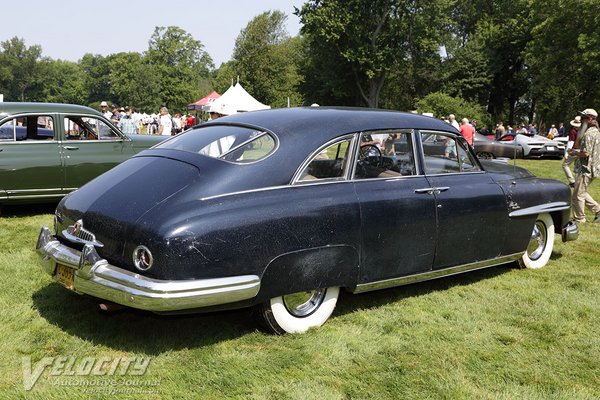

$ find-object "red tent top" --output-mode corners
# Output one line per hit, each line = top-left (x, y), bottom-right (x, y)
(188, 91), (221, 109)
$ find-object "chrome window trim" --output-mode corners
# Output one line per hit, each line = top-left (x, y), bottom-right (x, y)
(62, 113), (125, 141)
(162, 123), (280, 166)
(0, 113), (57, 142)
(291, 134), (357, 184)
(419, 130), (483, 174)
(350, 129), (419, 180)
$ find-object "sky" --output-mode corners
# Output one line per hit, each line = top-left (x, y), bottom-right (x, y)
(1, 0), (304, 67)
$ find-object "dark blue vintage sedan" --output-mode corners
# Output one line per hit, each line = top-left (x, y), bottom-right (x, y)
(37, 107), (578, 334)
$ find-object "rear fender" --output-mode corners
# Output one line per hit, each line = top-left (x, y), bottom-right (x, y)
(256, 245), (359, 302)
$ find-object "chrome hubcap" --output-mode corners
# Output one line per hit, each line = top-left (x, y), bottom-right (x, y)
(282, 289), (326, 317)
(527, 221), (547, 261)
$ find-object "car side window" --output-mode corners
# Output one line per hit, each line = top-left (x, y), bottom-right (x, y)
(354, 130), (416, 179)
(64, 116), (118, 141)
(297, 137), (354, 182)
(421, 132), (481, 174)
(0, 116), (55, 142)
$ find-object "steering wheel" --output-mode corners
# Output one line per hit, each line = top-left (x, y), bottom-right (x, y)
(359, 144), (382, 166)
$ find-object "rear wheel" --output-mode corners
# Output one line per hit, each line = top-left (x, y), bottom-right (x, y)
(254, 287), (340, 334)
(518, 213), (554, 269)
(476, 151), (495, 160)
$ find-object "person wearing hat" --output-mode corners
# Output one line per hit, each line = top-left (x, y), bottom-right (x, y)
(117, 106), (139, 135)
(562, 115), (582, 186)
(99, 101), (112, 119)
(208, 103), (235, 120)
(570, 108), (600, 223)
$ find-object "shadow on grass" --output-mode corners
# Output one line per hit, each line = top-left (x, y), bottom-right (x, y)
(32, 263), (513, 354)
(336, 263), (513, 316)
(1, 202), (58, 217)
(32, 284), (256, 355)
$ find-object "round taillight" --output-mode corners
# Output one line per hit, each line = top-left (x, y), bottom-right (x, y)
(133, 246), (153, 271)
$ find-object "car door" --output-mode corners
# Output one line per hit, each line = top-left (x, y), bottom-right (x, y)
(353, 130), (437, 283)
(60, 114), (133, 190)
(0, 114), (64, 201)
(419, 131), (508, 269)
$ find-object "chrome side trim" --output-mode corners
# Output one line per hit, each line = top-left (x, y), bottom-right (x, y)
(36, 227), (261, 312)
(508, 202), (570, 218)
(6, 188), (64, 194)
(352, 253), (522, 294)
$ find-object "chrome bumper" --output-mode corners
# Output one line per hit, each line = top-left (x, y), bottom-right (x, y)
(562, 220), (579, 243)
(36, 227), (261, 312)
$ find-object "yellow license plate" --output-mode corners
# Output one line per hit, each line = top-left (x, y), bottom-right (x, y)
(55, 264), (74, 290)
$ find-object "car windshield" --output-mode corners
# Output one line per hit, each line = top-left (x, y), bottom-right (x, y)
(158, 125), (276, 163)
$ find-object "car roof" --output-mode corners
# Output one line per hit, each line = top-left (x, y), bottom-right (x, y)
(0, 102), (102, 118)
(212, 107), (455, 142)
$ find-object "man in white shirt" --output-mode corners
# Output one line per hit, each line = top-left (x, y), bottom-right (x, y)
(158, 107), (172, 136)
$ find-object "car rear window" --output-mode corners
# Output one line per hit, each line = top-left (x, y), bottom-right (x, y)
(158, 125), (276, 163)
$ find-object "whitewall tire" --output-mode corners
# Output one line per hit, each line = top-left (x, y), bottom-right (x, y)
(255, 287), (340, 335)
(518, 212), (554, 269)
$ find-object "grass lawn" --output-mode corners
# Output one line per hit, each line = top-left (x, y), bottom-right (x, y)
(1, 159), (599, 399)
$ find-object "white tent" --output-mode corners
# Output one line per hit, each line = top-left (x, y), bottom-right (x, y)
(206, 82), (270, 115)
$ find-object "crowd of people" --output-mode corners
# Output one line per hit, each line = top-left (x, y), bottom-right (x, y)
(446, 110), (600, 224)
(98, 101), (199, 136)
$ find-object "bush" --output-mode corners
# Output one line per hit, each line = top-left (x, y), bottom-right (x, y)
(416, 92), (491, 128)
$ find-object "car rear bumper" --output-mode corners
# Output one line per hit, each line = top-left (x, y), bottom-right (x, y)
(36, 227), (261, 312)
(526, 148), (564, 158)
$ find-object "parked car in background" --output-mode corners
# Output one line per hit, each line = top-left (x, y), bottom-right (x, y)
(472, 132), (523, 159)
(499, 132), (565, 158)
(0, 103), (166, 204)
(37, 107), (577, 334)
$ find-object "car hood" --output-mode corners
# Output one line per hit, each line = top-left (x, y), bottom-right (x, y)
(480, 160), (534, 179)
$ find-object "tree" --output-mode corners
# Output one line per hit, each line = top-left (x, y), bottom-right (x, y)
(145, 26), (214, 112)
(416, 91), (491, 127)
(296, 0), (453, 108)
(37, 59), (86, 104)
(231, 11), (303, 107)
(0, 37), (43, 101)
(525, 0), (600, 128)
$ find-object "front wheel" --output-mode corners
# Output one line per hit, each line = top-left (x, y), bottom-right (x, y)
(518, 213), (554, 269)
(254, 287), (340, 334)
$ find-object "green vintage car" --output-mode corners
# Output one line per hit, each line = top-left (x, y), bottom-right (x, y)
(0, 102), (166, 204)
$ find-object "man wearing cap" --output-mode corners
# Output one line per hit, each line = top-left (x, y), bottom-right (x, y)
(570, 108), (600, 223)
(99, 101), (111, 119)
(562, 115), (582, 187)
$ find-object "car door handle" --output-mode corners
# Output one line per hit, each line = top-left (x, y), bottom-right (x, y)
(63, 146), (79, 150)
(414, 187), (450, 195)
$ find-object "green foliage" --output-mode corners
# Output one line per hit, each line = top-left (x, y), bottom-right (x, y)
(37, 60), (86, 104)
(230, 11), (303, 108)
(297, 0), (453, 108)
(145, 26), (214, 113)
(525, 0), (600, 129)
(0, 37), (43, 101)
(416, 91), (491, 126)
